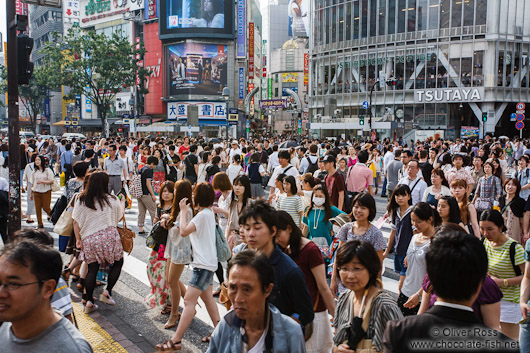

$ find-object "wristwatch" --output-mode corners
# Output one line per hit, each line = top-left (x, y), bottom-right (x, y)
(503, 279), (509, 287)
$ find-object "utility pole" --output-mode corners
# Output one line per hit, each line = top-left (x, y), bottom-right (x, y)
(6, 1), (21, 238)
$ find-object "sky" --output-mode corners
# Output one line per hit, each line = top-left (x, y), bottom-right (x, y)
(1, 0), (6, 53)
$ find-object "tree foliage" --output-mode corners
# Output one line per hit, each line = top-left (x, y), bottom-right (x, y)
(42, 27), (150, 136)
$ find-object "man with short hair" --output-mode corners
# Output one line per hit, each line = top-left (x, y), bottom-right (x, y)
(103, 144), (127, 195)
(239, 201), (315, 331)
(118, 145), (134, 186)
(398, 160), (427, 206)
(59, 143), (74, 183)
(178, 137), (190, 159)
(345, 149), (374, 196)
(299, 144), (319, 175)
(266, 145), (280, 174)
(418, 149), (433, 187)
(267, 150), (300, 203)
(322, 154), (345, 211)
(0, 240), (92, 352)
(166, 145), (181, 182)
(381, 145), (394, 197)
(383, 230), (516, 353)
(471, 155), (485, 197)
(398, 150), (414, 180)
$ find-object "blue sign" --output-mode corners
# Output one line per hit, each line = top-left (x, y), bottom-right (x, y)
(239, 68), (245, 99)
(43, 99), (51, 122)
(517, 114), (525, 122)
(167, 102), (178, 120)
(511, 113), (517, 122)
(362, 101), (369, 109)
(236, 0), (246, 58)
(516, 121), (525, 130)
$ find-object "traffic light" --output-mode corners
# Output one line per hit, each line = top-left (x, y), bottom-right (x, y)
(360, 116), (365, 125)
(17, 34), (34, 85)
(482, 112), (487, 122)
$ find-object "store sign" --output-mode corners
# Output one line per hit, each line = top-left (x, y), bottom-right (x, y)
(167, 101), (227, 121)
(238, 68), (245, 99)
(282, 73), (298, 83)
(236, 0), (246, 58)
(248, 22), (254, 79)
(145, 0), (157, 19)
(82, 0), (143, 24)
(415, 88), (483, 103)
(304, 53), (309, 86)
(259, 99), (286, 109)
(339, 53), (435, 69)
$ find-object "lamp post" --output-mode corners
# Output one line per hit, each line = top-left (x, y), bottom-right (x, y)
(222, 87), (230, 140)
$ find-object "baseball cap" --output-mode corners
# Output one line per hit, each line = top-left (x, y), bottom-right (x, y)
(322, 154), (336, 164)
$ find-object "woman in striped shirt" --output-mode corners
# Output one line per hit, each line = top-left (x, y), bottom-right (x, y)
(277, 175), (304, 227)
(480, 209), (525, 340)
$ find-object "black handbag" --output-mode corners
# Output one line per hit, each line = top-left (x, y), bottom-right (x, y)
(149, 221), (168, 246)
(50, 195), (68, 225)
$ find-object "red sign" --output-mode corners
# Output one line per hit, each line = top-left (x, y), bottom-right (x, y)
(143, 22), (164, 115)
(15, 0), (28, 15)
(304, 53), (309, 86)
(248, 83), (255, 105)
(517, 102), (526, 110)
(147, 0), (157, 19)
(263, 67), (267, 78)
(248, 22), (254, 79)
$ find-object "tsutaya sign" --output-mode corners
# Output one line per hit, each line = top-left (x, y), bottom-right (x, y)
(415, 88), (483, 103)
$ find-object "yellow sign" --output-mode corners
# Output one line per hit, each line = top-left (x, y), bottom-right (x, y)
(228, 114), (238, 121)
(282, 73), (298, 83)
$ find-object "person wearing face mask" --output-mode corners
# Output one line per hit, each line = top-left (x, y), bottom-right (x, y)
(301, 184), (346, 259)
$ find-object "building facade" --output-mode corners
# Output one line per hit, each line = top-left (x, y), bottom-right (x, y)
(309, 0), (530, 140)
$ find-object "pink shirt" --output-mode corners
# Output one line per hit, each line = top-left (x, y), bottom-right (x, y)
(346, 163), (374, 192)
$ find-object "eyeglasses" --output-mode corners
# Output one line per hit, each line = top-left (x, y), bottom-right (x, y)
(338, 266), (366, 275)
(0, 281), (44, 291)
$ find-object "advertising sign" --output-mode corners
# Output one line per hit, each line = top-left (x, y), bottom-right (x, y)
(282, 73), (298, 82)
(460, 126), (480, 138)
(81, 0), (143, 25)
(268, 78), (272, 99)
(304, 53), (309, 86)
(167, 101), (227, 122)
(238, 68), (245, 99)
(64, 0), (81, 23)
(259, 99), (286, 109)
(236, 0), (246, 58)
(167, 42), (228, 96)
(144, 23), (164, 115)
(159, 0), (234, 40)
(145, 0), (158, 20)
(248, 22), (254, 79)
(288, 0), (309, 38)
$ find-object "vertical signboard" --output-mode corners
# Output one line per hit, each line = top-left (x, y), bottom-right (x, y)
(248, 22), (254, 79)
(238, 68), (245, 99)
(236, 0), (246, 58)
(145, 0), (158, 20)
(249, 83), (255, 114)
(268, 78), (272, 99)
(304, 53), (309, 86)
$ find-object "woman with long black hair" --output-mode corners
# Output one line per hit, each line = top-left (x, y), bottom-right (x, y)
(225, 175), (253, 248)
(72, 171), (125, 313)
(30, 155), (54, 228)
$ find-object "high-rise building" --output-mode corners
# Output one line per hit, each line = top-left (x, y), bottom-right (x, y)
(309, 0), (530, 140)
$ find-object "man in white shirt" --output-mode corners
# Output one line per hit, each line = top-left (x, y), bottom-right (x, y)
(118, 146), (134, 185)
(299, 144), (319, 175)
(229, 140), (242, 164)
(267, 150), (299, 203)
(398, 159), (427, 206)
(382, 145), (394, 197)
(267, 145), (280, 174)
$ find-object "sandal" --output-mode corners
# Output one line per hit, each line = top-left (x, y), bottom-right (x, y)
(161, 304), (172, 315)
(155, 339), (181, 351)
(201, 333), (212, 343)
(25, 219), (34, 224)
(164, 313), (180, 329)
(99, 291), (116, 305)
(61, 267), (72, 282)
(84, 301), (98, 314)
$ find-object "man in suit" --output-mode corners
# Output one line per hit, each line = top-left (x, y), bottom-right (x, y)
(383, 230), (518, 353)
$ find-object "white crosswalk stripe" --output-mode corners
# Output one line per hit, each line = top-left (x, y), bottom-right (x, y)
(16, 185), (402, 328)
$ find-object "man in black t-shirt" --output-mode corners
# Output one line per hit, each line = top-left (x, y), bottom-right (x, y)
(166, 145), (181, 182)
(182, 145), (199, 185)
(138, 156), (158, 234)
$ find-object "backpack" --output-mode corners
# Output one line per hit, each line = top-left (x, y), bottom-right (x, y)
(306, 156), (319, 174)
(129, 173), (143, 198)
(482, 238), (522, 276)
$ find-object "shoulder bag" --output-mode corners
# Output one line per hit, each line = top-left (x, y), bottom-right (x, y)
(117, 216), (135, 255)
(215, 218), (231, 262)
(53, 194), (78, 236)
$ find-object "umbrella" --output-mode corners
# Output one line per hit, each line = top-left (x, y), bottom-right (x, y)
(498, 136), (509, 140)
(279, 141), (298, 149)
(209, 138), (221, 143)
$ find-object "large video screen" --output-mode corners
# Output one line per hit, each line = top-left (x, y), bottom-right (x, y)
(167, 42), (228, 96)
(160, 0), (234, 40)
(288, 0), (310, 38)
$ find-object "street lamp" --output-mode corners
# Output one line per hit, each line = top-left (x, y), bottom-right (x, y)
(222, 87), (230, 140)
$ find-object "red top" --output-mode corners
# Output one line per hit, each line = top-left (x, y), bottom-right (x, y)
(291, 241), (327, 313)
(178, 145), (190, 158)
(325, 171), (345, 210)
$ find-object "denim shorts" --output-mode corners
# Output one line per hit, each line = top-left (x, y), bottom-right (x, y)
(394, 254), (407, 276)
(189, 267), (214, 291)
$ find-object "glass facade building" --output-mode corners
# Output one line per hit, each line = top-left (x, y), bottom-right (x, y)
(309, 0), (530, 139)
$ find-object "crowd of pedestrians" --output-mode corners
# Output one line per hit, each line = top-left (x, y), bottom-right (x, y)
(3, 134), (530, 351)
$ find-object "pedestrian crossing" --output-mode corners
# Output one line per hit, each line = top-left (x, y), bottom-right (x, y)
(14, 185), (402, 328)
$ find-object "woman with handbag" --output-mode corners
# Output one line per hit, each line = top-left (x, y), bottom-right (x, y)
(30, 155), (55, 229)
(156, 182), (220, 351)
(159, 180), (193, 329)
(332, 240), (403, 353)
(145, 181), (174, 313)
(72, 171), (125, 313)
(275, 210), (336, 353)
(499, 178), (526, 244)
(473, 161), (502, 217)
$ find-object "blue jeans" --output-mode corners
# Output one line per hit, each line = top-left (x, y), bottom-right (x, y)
(521, 323), (530, 352)
(382, 176), (388, 195)
(189, 267), (214, 292)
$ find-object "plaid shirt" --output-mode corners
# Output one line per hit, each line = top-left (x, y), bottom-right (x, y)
(475, 175), (502, 201)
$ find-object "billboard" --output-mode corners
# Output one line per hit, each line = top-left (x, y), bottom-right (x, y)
(144, 23), (165, 115)
(167, 42), (228, 96)
(236, 0), (245, 58)
(167, 101), (227, 123)
(288, 0), (309, 38)
(160, 0), (234, 40)
(282, 73), (298, 82)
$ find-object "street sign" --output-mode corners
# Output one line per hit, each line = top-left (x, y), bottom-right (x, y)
(123, 119), (130, 124)
(516, 121), (525, 130)
(72, 121), (78, 126)
(516, 110), (525, 114)
(65, 121), (71, 126)
(511, 113), (517, 121)
(517, 102), (526, 110)
(362, 101), (369, 109)
(517, 114), (525, 122)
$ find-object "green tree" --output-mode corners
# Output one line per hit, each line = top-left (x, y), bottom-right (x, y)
(43, 27), (149, 137)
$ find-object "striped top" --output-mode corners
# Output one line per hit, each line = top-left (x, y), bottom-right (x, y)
(484, 237), (525, 303)
(51, 278), (73, 316)
(277, 194), (303, 227)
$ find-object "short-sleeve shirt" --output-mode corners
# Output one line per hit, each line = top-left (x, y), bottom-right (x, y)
(183, 154), (198, 179)
(302, 205), (344, 244)
(277, 194), (303, 227)
(0, 315), (93, 353)
(484, 237), (525, 303)
(140, 166), (154, 195)
(337, 222), (386, 251)
(291, 241), (327, 312)
(189, 208), (218, 272)
(104, 156), (126, 176)
(345, 163), (373, 193)
(325, 171), (345, 209)
(390, 207), (414, 257)
(51, 278), (73, 317)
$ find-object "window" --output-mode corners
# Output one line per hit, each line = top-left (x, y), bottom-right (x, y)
(346, 2), (352, 40)
(388, 0), (396, 34)
(475, 0), (486, 25)
(398, 0), (406, 33)
(370, 0), (377, 37)
(440, 0), (450, 28)
(408, 0), (417, 32)
(418, 0), (428, 31)
(354, 1), (360, 38)
(451, 0), (462, 27)
(361, 0), (368, 38)
(428, 0), (439, 30)
(378, 0), (386, 36)
(463, 0), (474, 26)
